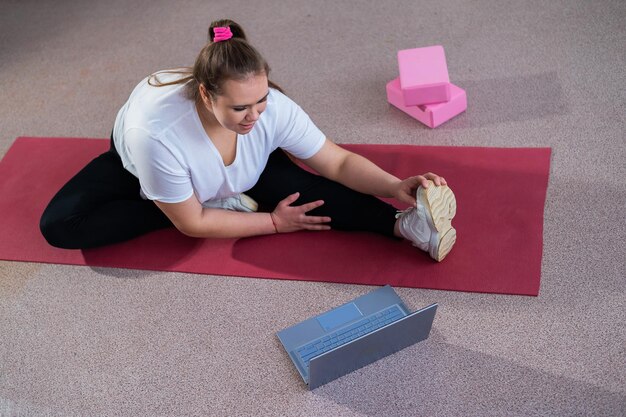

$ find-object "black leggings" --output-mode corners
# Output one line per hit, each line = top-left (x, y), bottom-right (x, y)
(40, 138), (398, 249)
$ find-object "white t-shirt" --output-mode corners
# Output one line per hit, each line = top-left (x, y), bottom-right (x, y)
(113, 72), (326, 205)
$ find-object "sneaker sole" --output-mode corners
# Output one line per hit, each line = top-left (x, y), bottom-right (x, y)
(240, 193), (259, 212)
(435, 227), (457, 262)
(421, 182), (457, 232)
(420, 181), (457, 261)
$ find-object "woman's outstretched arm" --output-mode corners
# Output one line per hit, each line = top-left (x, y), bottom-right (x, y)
(301, 139), (447, 207)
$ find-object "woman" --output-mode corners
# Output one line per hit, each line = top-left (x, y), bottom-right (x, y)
(40, 19), (457, 261)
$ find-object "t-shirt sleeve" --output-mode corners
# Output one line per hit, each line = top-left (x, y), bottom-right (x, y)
(124, 128), (194, 203)
(272, 92), (326, 159)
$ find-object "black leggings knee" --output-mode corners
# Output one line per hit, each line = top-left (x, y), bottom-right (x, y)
(39, 142), (172, 249)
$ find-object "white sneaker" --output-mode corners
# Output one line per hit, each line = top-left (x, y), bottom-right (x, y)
(202, 193), (258, 212)
(396, 180), (457, 262)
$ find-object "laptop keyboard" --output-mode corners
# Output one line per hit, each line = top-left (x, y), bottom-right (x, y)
(295, 304), (404, 367)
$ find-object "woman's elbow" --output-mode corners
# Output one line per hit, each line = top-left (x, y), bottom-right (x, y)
(173, 217), (223, 239)
(173, 221), (205, 238)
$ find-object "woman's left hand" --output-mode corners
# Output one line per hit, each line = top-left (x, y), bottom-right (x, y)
(392, 172), (448, 207)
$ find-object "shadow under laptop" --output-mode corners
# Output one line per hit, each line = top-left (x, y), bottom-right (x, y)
(311, 331), (624, 416)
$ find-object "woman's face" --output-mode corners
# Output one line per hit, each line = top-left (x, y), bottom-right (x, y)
(203, 73), (269, 135)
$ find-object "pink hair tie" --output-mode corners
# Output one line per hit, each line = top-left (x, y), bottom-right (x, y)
(213, 26), (233, 42)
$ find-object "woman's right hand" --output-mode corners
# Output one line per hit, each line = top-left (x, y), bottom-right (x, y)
(271, 192), (332, 233)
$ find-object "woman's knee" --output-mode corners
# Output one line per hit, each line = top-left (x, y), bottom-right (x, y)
(39, 207), (79, 249)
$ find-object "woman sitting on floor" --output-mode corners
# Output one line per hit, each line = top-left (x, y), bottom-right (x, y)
(39, 19), (457, 261)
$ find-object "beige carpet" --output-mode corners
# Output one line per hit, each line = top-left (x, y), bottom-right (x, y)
(1, 0), (624, 416)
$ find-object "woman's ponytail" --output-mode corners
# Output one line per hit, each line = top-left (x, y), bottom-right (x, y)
(148, 19), (283, 101)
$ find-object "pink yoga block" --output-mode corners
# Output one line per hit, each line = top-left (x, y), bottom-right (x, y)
(386, 77), (466, 128)
(398, 45), (451, 105)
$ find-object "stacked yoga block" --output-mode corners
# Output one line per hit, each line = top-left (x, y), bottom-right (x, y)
(386, 45), (467, 128)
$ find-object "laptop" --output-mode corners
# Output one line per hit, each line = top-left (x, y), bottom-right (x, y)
(277, 285), (437, 389)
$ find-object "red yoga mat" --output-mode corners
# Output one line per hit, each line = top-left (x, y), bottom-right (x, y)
(0, 137), (551, 296)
